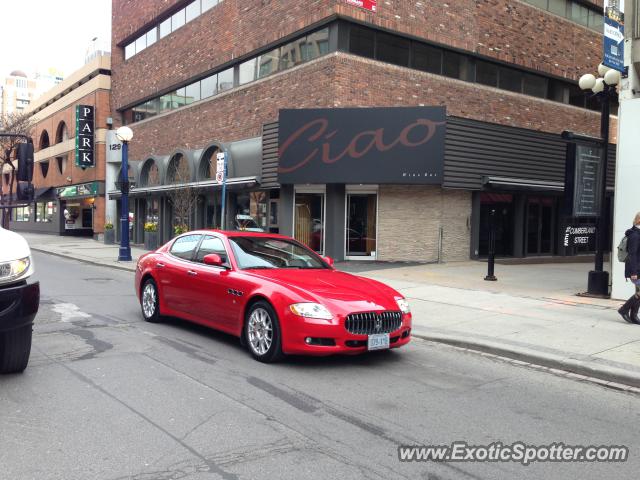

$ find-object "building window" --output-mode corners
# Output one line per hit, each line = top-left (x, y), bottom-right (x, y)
(13, 206), (30, 222)
(36, 202), (55, 223)
(412, 43), (443, 74)
(201, 74), (218, 98)
(349, 25), (375, 59)
(239, 58), (257, 85)
(376, 32), (410, 67)
(443, 51), (470, 81)
(159, 18), (171, 39)
(185, 1), (201, 22)
(476, 60), (498, 87)
(523, 73), (547, 98)
(498, 67), (523, 92)
(125, 0), (226, 59)
(521, 0), (603, 32)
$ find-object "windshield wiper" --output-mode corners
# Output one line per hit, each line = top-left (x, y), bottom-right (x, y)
(244, 266), (275, 270)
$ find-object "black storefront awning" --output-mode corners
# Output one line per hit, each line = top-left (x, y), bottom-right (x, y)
(107, 176), (260, 200)
(34, 187), (55, 201)
(482, 176), (564, 192)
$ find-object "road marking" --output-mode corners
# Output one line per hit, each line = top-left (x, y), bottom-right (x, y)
(51, 303), (92, 322)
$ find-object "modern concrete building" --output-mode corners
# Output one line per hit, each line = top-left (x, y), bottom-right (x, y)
(110, 0), (616, 262)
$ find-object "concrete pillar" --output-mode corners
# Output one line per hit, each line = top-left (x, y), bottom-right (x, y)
(279, 185), (294, 237)
(611, 99), (640, 299)
(325, 184), (346, 261)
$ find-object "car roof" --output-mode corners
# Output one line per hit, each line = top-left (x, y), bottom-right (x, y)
(187, 229), (291, 239)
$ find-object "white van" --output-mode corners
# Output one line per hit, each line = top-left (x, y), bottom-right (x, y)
(0, 226), (39, 373)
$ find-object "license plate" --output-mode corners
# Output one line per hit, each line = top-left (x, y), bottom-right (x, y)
(368, 333), (390, 351)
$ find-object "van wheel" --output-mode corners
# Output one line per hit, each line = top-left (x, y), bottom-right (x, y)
(0, 325), (32, 374)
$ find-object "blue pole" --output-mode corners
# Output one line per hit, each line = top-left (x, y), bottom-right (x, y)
(220, 151), (227, 230)
(118, 141), (132, 261)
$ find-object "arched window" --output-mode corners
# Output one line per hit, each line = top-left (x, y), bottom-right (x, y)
(55, 121), (68, 143)
(39, 160), (49, 178)
(198, 145), (220, 180)
(56, 156), (67, 175)
(139, 159), (160, 187)
(167, 153), (190, 184)
(39, 130), (50, 150)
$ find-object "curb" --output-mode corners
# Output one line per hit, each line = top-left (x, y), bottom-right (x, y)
(413, 332), (640, 390)
(31, 247), (137, 273)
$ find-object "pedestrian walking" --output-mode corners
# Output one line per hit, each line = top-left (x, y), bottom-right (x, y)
(618, 212), (640, 324)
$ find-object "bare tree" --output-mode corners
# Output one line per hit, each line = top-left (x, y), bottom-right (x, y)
(0, 112), (35, 228)
(166, 155), (197, 235)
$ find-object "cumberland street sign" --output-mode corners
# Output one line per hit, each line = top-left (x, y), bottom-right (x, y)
(76, 105), (95, 168)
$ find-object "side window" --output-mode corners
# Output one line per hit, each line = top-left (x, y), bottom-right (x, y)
(170, 234), (202, 261)
(195, 236), (228, 264)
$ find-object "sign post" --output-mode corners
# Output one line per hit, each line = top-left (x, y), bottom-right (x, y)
(216, 151), (228, 229)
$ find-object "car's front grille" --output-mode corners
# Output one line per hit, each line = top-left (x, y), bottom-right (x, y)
(345, 311), (402, 335)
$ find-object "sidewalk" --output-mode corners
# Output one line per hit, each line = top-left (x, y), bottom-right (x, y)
(23, 232), (640, 389)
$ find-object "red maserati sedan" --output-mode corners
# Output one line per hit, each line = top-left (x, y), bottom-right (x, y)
(135, 231), (412, 362)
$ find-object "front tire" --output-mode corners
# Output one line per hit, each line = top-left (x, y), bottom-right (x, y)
(245, 301), (283, 363)
(0, 325), (32, 374)
(141, 278), (162, 323)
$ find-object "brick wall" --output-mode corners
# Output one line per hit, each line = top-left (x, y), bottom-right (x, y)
(112, 0), (605, 111)
(377, 185), (471, 262)
(123, 53), (608, 161)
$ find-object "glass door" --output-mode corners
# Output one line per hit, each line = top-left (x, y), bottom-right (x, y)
(526, 196), (556, 255)
(294, 192), (325, 254)
(346, 193), (377, 259)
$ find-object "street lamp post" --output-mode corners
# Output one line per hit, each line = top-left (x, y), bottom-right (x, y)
(578, 64), (621, 296)
(116, 126), (133, 262)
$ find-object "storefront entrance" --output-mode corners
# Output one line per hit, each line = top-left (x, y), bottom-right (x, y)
(294, 190), (325, 254)
(346, 192), (377, 259)
(479, 193), (515, 257)
(526, 196), (557, 255)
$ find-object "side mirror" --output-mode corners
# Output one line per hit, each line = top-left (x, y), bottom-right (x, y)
(323, 256), (334, 267)
(203, 254), (223, 266)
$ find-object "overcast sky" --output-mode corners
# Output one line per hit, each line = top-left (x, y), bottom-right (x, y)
(0, 0), (111, 79)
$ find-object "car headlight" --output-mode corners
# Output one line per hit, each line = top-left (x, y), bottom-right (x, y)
(289, 303), (333, 320)
(0, 257), (31, 284)
(395, 297), (411, 314)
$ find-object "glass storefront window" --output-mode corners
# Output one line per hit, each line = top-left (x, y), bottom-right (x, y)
(36, 202), (55, 223)
(13, 206), (30, 222)
(346, 194), (377, 258)
(294, 192), (324, 254)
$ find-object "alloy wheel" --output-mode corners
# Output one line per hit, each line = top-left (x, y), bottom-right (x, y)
(247, 307), (273, 356)
(142, 282), (156, 319)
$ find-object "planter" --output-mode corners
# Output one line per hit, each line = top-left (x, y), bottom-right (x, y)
(104, 229), (115, 245)
(144, 231), (159, 251)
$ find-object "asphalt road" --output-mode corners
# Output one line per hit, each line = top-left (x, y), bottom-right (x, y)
(1, 252), (639, 480)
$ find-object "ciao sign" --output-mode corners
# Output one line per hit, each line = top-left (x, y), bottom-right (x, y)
(76, 105), (95, 168)
(277, 107), (446, 185)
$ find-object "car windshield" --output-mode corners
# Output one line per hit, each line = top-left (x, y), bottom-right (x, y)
(228, 236), (328, 270)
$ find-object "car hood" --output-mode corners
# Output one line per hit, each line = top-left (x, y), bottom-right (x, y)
(247, 268), (401, 314)
(0, 226), (31, 262)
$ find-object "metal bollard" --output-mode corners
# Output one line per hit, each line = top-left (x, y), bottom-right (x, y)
(485, 209), (497, 281)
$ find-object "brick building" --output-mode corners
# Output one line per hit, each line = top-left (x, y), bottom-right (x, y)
(4, 55), (111, 237)
(110, 0), (616, 261)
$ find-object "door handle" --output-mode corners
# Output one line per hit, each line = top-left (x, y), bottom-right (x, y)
(187, 270), (198, 276)
(156, 263), (165, 268)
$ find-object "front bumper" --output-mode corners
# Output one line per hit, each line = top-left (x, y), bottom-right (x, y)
(281, 310), (412, 356)
(0, 281), (40, 333)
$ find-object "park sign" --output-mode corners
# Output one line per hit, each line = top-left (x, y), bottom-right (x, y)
(603, 0), (624, 73)
(75, 105), (95, 168)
